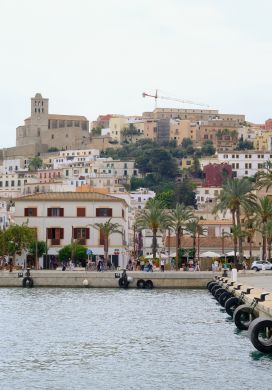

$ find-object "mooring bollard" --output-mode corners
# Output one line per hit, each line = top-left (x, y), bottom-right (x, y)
(231, 268), (237, 283)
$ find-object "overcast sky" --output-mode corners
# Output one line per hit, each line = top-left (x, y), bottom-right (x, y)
(0, 0), (271, 147)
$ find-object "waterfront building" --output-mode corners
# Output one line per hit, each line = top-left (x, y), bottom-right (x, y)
(253, 132), (272, 152)
(14, 192), (129, 268)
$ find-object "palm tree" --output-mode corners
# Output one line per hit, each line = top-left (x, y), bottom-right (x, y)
(256, 161), (272, 191)
(169, 203), (194, 270)
(254, 197), (272, 261)
(265, 220), (272, 261)
(93, 218), (123, 264)
(136, 199), (171, 260)
(214, 178), (256, 264)
(186, 218), (207, 262)
(243, 212), (255, 261)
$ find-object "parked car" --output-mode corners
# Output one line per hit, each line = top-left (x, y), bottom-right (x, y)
(251, 260), (272, 271)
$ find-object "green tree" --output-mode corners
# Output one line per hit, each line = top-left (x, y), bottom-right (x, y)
(4, 224), (35, 269)
(28, 241), (46, 258)
(154, 190), (175, 209)
(186, 218), (207, 261)
(58, 244), (88, 265)
(91, 127), (102, 136)
(136, 199), (171, 260)
(214, 178), (256, 264)
(256, 161), (272, 191)
(28, 156), (43, 171)
(236, 137), (254, 150)
(169, 203), (194, 269)
(92, 219), (123, 263)
(47, 147), (59, 153)
(254, 197), (272, 261)
(201, 140), (215, 156)
(175, 176), (196, 207)
(181, 138), (193, 149)
(121, 124), (139, 143)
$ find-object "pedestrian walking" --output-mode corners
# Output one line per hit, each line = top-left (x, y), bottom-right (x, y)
(160, 258), (165, 272)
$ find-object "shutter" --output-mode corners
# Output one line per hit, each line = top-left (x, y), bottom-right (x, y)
(96, 208), (100, 217)
(47, 228), (52, 239)
(86, 228), (90, 239)
(108, 208), (112, 217)
(77, 208), (85, 217)
(33, 208), (37, 217)
(73, 228), (78, 239)
(60, 208), (64, 217)
(60, 228), (64, 239)
(47, 208), (52, 217)
(24, 208), (28, 217)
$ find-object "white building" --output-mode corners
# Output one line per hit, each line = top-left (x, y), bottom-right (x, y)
(0, 199), (9, 230)
(195, 186), (221, 208)
(217, 151), (272, 178)
(14, 192), (129, 268)
(130, 188), (156, 210)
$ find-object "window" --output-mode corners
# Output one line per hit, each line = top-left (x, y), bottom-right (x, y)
(73, 227), (89, 244)
(5, 181), (8, 187)
(236, 163), (239, 169)
(122, 209), (125, 218)
(47, 227), (64, 245)
(258, 163), (263, 169)
(96, 208), (112, 217)
(24, 208), (37, 217)
(205, 190), (209, 194)
(11, 181), (15, 187)
(51, 134), (54, 139)
(77, 207), (86, 217)
(47, 208), (64, 217)
(0, 181), (2, 187)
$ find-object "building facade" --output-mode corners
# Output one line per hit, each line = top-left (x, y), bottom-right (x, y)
(14, 192), (129, 268)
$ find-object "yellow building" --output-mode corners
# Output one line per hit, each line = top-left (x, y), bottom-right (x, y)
(179, 158), (194, 170)
(253, 132), (272, 152)
(169, 119), (196, 145)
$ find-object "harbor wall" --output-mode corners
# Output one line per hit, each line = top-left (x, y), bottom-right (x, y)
(0, 270), (213, 288)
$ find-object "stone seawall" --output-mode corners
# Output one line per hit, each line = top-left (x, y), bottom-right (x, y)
(0, 270), (213, 288)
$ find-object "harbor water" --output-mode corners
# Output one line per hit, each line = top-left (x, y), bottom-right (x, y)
(1, 288), (272, 390)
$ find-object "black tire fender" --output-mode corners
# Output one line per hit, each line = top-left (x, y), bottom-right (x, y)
(137, 279), (146, 289)
(219, 291), (232, 307)
(215, 288), (226, 301)
(248, 317), (272, 353)
(225, 297), (240, 317)
(206, 281), (213, 289)
(211, 284), (221, 295)
(145, 280), (154, 289)
(233, 304), (256, 330)
(22, 276), (34, 288)
(118, 277), (129, 289)
(208, 282), (218, 292)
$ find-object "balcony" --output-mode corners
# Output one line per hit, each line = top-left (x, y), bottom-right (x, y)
(51, 239), (60, 246)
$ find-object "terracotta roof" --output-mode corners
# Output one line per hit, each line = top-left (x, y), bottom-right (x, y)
(15, 192), (127, 205)
(48, 114), (88, 121)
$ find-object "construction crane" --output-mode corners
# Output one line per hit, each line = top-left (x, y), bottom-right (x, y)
(142, 89), (209, 108)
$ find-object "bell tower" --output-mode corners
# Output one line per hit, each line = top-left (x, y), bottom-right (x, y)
(29, 93), (49, 140)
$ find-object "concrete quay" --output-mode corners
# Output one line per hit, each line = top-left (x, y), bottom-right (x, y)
(0, 270), (213, 289)
(219, 272), (272, 318)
